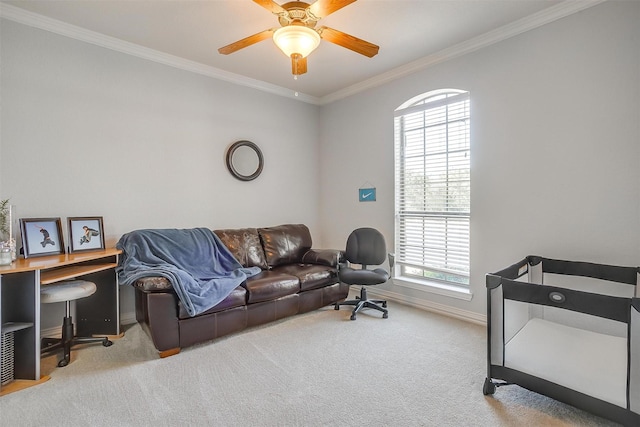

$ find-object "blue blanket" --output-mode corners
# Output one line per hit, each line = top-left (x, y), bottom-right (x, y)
(116, 228), (261, 317)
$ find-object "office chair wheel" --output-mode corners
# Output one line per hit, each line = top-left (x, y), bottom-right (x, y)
(350, 314), (357, 321)
(103, 339), (113, 347)
(334, 303), (340, 310)
(382, 302), (387, 308)
(383, 312), (388, 319)
(57, 358), (69, 368)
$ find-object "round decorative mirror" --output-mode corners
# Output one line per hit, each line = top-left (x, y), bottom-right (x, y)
(225, 140), (264, 181)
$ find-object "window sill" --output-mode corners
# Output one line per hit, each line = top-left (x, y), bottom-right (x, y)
(392, 276), (473, 301)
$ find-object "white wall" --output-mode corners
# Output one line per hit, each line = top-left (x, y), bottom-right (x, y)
(0, 20), (321, 325)
(318, 1), (640, 317)
(1, 1), (639, 327)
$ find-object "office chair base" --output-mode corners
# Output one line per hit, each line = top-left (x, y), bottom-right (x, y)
(41, 316), (113, 367)
(334, 287), (388, 320)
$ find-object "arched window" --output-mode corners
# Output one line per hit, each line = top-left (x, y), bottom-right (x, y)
(394, 89), (470, 287)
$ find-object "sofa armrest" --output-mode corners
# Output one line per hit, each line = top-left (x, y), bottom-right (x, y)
(301, 249), (344, 267)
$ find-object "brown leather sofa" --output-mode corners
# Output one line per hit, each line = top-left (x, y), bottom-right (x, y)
(133, 224), (348, 357)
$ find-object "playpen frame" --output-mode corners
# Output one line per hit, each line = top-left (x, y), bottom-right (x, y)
(484, 256), (640, 426)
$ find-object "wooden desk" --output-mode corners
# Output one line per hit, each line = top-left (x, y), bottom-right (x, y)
(0, 248), (121, 395)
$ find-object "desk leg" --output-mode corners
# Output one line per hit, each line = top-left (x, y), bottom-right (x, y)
(75, 269), (120, 337)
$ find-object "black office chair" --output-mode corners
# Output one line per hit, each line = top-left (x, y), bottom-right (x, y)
(334, 228), (393, 320)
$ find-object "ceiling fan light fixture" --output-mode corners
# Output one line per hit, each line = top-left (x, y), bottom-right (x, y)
(273, 25), (320, 58)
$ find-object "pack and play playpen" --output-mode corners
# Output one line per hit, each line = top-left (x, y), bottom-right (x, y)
(484, 256), (640, 426)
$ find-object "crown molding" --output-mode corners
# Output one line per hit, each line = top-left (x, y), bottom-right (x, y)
(318, 0), (607, 105)
(0, 2), (322, 105)
(1, 1), (605, 106)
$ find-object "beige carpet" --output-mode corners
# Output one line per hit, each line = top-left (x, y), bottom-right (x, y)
(0, 301), (620, 426)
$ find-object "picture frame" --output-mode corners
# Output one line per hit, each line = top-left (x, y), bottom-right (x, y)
(68, 216), (105, 253)
(19, 217), (65, 258)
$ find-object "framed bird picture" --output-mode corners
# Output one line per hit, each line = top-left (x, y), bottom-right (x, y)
(68, 216), (105, 253)
(19, 217), (65, 258)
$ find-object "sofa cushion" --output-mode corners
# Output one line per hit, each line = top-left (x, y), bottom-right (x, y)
(214, 228), (268, 270)
(243, 270), (300, 303)
(258, 224), (312, 268)
(178, 285), (247, 319)
(272, 264), (338, 292)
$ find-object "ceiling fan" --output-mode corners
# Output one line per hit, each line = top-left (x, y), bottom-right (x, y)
(218, 0), (379, 77)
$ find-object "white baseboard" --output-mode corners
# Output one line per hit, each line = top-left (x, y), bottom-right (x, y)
(121, 312), (137, 326)
(41, 312), (138, 338)
(363, 288), (487, 326)
(41, 326), (60, 338)
(43, 297), (484, 339)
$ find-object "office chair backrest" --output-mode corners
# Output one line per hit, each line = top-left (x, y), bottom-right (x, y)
(345, 228), (386, 267)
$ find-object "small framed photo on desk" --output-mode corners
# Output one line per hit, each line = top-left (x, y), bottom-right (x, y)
(20, 217), (65, 258)
(68, 216), (105, 253)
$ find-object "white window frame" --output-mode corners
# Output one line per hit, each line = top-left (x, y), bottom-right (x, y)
(394, 89), (471, 298)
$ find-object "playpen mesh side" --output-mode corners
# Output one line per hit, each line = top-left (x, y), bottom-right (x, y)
(488, 257), (529, 368)
(488, 283), (503, 366)
(631, 301), (640, 413)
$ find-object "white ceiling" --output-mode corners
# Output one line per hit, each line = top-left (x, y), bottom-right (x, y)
(2, 0), (600, 103)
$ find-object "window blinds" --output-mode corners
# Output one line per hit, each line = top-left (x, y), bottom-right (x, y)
(395, 91), (470, 284)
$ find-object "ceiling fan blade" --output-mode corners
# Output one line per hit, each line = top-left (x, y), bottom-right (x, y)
(253, 0), (286, 14)
(308, 0), (357, 18)
(218, 29), (275, 55)
(318, 26), (379, 58)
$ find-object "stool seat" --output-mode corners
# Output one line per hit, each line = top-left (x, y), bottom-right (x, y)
(41, 280), (97, 304)
(40, 280), (112, 367)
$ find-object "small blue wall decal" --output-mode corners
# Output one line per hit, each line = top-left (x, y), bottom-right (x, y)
(359, 188), (376, 202)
